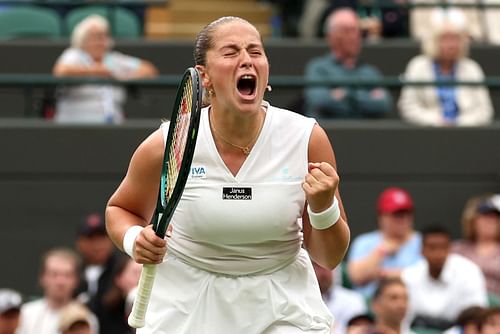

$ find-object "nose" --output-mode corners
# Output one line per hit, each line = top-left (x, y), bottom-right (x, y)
(240, 50), (252, 68)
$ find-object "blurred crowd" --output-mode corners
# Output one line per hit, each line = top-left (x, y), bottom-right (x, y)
(1, 0), (498, 125)
(1, 189), (499, 334)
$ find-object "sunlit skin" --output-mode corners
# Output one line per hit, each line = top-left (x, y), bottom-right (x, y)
(422, 233), (450, 279)
(82, 25), (111, 62)
(203, 22), (268, 111)
(326, 9), (362, 68)
(481, 312), (500, 334)
(437, 31), (463, 74)
(372, 282), (409, 332)
(0, 309), (20, 334)
(474, 213), (500, 243)
(379, 211), (414, 242)
(195, 21), (269, 176)
(40, 256), (79, 309)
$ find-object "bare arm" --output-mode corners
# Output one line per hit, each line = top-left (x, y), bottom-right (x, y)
(302, 124), (350, 270)
(348, 239), (400, 285)
(125, 60), (159, 79)
(52, 62), (113, 78)
(105, 129), (166, 264)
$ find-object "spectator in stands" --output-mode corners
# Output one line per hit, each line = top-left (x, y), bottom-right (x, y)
(479, 307), (500, 334)
(401, 225), (488, 331)
(58, 301), (93, 334)
(93, 256), (141, 334)
(17, 247), (98, 334)
(74, 214), (119, 313)
(370, 277), (411, 334)
(398, 12), (493, 126)
(444, 306), (485, 334)
(345, 313), (376, 334)
(52, 15), (158, 124)
(312, 260), (368, 334)
(0, 289), (22, 334)
(452, 194), (500, 299)
(303, 8), (393, 119)
(347, 187), (422, 298)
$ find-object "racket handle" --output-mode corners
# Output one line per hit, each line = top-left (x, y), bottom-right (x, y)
(128, 263), (157, 328)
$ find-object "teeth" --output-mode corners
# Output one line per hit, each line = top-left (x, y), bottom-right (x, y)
(241, 75), (254, 79)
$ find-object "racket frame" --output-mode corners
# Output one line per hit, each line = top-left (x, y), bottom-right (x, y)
(128, 67), (202, 329)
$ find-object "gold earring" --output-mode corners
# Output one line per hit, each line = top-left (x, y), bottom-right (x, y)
(208, 89), (215, 96)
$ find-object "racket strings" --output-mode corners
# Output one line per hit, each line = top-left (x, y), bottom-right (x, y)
(163, 79), (194, 203)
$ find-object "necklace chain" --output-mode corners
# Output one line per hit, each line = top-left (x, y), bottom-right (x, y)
(210, 114), (261, 155)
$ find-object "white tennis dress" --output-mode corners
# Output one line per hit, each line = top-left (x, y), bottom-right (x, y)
(138, 102), (333, 333)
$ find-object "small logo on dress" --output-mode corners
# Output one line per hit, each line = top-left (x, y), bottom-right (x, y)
(190, 165), (207, 178)
(222, 187), (252, 200)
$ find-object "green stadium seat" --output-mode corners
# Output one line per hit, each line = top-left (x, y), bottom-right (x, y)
(64, 5), (141, 38)
(411, 327), (443, 334)
(0, 6), (63, 39)
(489, 292), (500, 307)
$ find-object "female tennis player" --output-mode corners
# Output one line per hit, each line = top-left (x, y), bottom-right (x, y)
(105, 16), (350, 333)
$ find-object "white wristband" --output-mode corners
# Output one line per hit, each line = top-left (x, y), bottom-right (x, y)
(123, 226), (144, 259)
(307, 197), (341, 230)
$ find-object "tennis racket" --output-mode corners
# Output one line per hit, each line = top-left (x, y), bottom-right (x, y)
(128, 67), (202, 328)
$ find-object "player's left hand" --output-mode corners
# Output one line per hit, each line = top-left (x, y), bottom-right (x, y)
(302, 162), (339, 213)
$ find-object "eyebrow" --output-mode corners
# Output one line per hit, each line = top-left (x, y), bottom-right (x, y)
(218, 42), (263, 51)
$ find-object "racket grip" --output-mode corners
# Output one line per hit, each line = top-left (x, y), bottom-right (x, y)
(128, 263), (157, 328)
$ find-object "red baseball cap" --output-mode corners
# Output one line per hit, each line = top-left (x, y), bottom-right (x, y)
(377, 187), (414, 214)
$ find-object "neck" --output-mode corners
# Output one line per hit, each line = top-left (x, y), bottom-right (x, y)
(438, 60), (454, 74)
(377, 320), (402, 334)
(476, 240), (498, 253)
(429, 267), (442, 280)
(46, 296), (70, 310)
(334, 51), (357, 69)
(209, 107), (265, 155)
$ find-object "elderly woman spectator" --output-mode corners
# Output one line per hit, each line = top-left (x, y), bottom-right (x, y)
(52, 15), (158, 124)
(452, 194), (500, 299)
(397, 11), (493, 126)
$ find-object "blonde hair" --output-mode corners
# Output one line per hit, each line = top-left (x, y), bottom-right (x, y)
(71, 15), (110, 49)
(460, 193), (500, 242)
(422, 9), (470, 59)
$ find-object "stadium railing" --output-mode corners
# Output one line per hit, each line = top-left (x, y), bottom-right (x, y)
(1, 74), (500, 116)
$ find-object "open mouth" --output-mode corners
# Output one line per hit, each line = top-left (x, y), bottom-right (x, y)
(237, 75), (256, 97)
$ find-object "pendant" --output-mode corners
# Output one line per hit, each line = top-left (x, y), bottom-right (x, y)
(242, 147), (251, 155)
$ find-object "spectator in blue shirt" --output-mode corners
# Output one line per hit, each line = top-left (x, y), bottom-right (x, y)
(347, 187), (422, 298)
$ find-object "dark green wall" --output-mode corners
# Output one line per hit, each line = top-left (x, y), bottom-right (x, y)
(1, 119), (499, 296)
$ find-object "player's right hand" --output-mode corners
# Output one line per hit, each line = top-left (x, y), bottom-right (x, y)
(133, 224), (167, 264)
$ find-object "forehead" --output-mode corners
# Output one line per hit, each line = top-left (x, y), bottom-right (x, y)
(423, 233), (450, 245)
(329, 12), (358, 30)
(211, 21), (262, 48)
(380, 283), (406, 297)
(87, 23), (108, 35)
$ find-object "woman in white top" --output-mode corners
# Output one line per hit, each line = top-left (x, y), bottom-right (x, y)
(105, 16), (350, 333)
(398, 10), (493, 126)
(52, 15), (158, 124)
